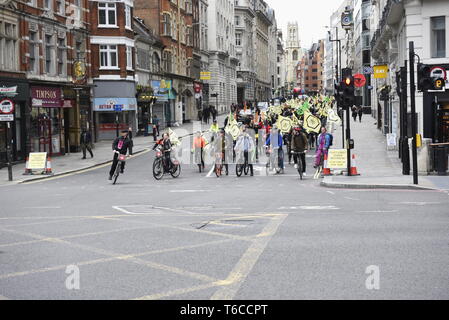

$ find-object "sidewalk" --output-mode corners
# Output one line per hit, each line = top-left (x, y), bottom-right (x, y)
(0, 113), (228, 186)
(322, 114), (449, 190)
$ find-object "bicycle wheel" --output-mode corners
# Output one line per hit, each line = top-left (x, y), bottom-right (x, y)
(112, 164), (120, 185)
(265, 162), (270, 176)
(215, 164), (222, 177)
(297, 158), (303, 180)
(236, 163), (243, 177)
(244, 159), (249, 175)
(153, 159), (164, 180)
(170, 163), (181, 178)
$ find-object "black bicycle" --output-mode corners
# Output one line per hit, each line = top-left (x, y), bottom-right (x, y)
(236, 151), (250, 177)
(112, 150), (126, 185)
(153, 145), (181, 180)
(292, 151), (305, 180)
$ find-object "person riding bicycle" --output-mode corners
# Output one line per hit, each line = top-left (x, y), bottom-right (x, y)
(192, 131), (206, 171)
(154, 132), (173, 171)
(234, 126), (255, 176)
(265, 125), (285, 173)
(291, 126), (308, 176)
(314, 126), (331, 168)
(209, 119), (219, 142)
(212, 129), (232, 175)
(109, 130), (131, 180)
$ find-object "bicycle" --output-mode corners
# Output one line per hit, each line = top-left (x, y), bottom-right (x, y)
(313, 151), (325, 179)
(291, 151), (306, 180)
(214, 151), (225, 177)
(111, 150), (126, 185)
(235, 151), (250, 177)
(153, 144), (181, 180)
(265, 146), (282, 175)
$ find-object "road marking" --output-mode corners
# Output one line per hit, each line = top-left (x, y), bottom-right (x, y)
(22, 206), (62, 209)
(210, 213), (287, 300)
(133, 282), (220, 300)
(169, 190), (208, 193)
(278, 206), (340, 210)
(394, 201), (441, 206)
(206, 166), (214, 177)
(344, 197), (360, 201)
(358, 210), (398, 213)
(327, 191), (335, 195)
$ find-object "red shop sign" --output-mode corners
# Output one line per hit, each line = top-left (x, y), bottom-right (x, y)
(31, 86), (62, 108)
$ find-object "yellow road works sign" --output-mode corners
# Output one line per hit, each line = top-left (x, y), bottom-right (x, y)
(327, 149), (347, 169)
(28, 152), (47, 169)
(373, 65), (388, 79)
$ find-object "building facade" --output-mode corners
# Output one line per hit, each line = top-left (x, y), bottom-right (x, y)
(297, 40), (325, 95)
(254, 0), (272, 102)
(285, 22), (301, 93)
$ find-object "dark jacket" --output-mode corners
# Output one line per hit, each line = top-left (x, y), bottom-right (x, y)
(112, 136), (131, 155)
(80, 131), (92, 145)
(291, 132), (308, 152)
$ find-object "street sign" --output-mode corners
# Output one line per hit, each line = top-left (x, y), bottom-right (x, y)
(363, 66), (373, 74)
(0, 98), (14, 114)
(0, 114), (14, 121)
(28, 152), (47, 169)
(373, 65), (388, 79)
(200, 72), (211, 80)
(353, 73), (366, 88)
(327, 149), (347, 169)
(113, 104), (123, 112)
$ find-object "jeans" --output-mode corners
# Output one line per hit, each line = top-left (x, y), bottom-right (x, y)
(81, 143), (93, 158)
(293, 152), (306, 172)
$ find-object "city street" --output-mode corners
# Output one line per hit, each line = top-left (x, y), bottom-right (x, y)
(1, 139), (449, 300)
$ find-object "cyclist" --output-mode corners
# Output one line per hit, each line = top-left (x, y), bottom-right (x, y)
(209, 119), (219, 142)
(291, 126), (308, 176)
(314, 126), (331, 168)
(153, 132), (172, 171)
(265, 125), (284, 173)
(109, 130), (131, 180)
(234, 126), (255, 176)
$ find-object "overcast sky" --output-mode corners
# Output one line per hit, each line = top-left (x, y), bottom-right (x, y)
(268, 0), (344, 49)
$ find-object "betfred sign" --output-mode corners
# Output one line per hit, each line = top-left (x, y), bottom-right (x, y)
(0, 99), (14, 114)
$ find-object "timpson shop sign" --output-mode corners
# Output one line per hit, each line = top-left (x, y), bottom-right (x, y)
(31, 87), (62, 108)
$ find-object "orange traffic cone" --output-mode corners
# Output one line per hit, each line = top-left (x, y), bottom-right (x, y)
(23, 157), (32, 175)
(322, 153), (331, 176)
(350, 154), (359, 175)
(45, 157), (53, 175)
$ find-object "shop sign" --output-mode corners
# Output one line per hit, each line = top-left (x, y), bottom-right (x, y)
(63, 100), (73, 108)
(200, 72), (211, 80)
(31, 87), (62, 107)
(0, 99), (14, 114)
(93, 98), (137, 111)
(151, 80), (172, 101)
(0, 86), (18, 96)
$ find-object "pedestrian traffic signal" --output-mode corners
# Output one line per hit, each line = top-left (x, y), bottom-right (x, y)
(417, 63), (432, 92)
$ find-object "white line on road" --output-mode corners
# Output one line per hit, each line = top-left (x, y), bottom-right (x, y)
(327, 191), (335, 195)
(22, 206), (62, 209)
(344, 197), (360, 201)
(169, 190), (208, 193)
(206, 165), (214, 178)
(278, 206), (340, 210)
(358, 210), (399, 213)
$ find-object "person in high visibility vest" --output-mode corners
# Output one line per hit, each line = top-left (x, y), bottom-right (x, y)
(209, 119), (219, 142)
(192, 131), (206, 172)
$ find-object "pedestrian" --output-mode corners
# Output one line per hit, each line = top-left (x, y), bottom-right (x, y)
(358, 106), (363, 122)
(192, 131), (206, 172)
(152, 114), (160, 137)
(314, 127), (331, 168)
(80, 128), (93, 159)
(352, 106), (357, 122)
(127, 127), (133, 155)
(211, 106), (217, 122)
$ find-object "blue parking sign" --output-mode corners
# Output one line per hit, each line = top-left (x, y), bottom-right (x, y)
(113, 104), (123, 111)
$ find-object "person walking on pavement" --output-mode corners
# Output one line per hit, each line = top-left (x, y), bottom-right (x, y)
(109, 130), (131, 180)
(80, 128), (93, 159)
(192, 131), (206, 172)
(291, 126), (308, 175)
(152, 114), (160, 137)
(127, 127), (133, 155)
(352, 106), (357, 122)
(314, 127), (331, 168)
(358, 106), (363, 122)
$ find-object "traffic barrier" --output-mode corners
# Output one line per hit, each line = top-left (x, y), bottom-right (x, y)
(322, 153), (331, 176)
(23, 157), (32, 175)
(45, 157), (53, 175)
(350, 154), (359, 175)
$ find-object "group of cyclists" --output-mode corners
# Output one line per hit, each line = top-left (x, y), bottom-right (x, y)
(108, 95), (335, 180)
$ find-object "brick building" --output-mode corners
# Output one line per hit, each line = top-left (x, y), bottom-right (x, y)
(0, 0), (91, 167)
(297, 40), (325, 95)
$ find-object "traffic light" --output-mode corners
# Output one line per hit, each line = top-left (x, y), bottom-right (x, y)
(334, 82), (343, 106)
(341, 68), (355, 109)
(417, 63), (432, 92)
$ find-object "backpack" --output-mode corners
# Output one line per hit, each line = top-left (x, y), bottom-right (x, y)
(327, 133), (333, 147)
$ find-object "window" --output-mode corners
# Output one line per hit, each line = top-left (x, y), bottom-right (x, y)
(45, 34), (54, 74)
(125, 5), (132, 29)
(431, 16), (446, 58)
(44, 0), (52, 10)
(28, 31), (38, 73)
(292, 50), (298, 60)
(0, 22), (18, 71)
(57, 37), (66, 75)
(56, 0), (64, 14)
(235, 33), (241, 46)
(162, 13), (171, 36)
(152, 52), (160, 73)
(126, 46), (133, 70)
(163, 50), (172, 73)
(235, 16), (240, 26)
(99, 45), (118, 69)
(98, 3), (116, 27)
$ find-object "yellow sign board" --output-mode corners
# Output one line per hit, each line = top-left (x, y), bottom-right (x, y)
(200, 72), (211, 80)
(28, 152), (47, 169)
(373, 65), (388, 79)
(327, 149), (347, 169)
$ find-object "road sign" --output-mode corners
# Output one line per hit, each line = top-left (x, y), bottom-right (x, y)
(327, 149), (347, 169)
(200, 72), (211, 80)
(0, 114), (14, 121)
(0, 98), (14, 114)
(28, 152), (47, 170)
(373, 65), (388, 79)
(363, 66), (373, 74)
(113, 104), (123, 112)
(354, 73), (366, 88)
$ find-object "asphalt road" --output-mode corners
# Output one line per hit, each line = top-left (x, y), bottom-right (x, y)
(1, 139), (449, 300)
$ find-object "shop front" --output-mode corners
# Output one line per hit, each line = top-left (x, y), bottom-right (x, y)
(151, 79), (176, 128)
(0, 80), (29, 167)
(30, 86), (65, 156)
(136, 85), (156, 136)
(93, 98), (137, 140)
